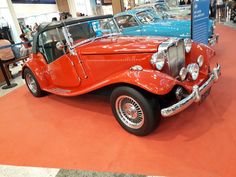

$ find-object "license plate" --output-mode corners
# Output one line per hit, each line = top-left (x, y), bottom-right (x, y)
(199, 88), (211, 104)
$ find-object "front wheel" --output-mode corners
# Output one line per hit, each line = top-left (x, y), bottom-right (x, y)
(110, 86), (160, 136)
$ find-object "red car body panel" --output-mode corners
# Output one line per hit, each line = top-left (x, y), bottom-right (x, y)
(23, 35), (215, 97)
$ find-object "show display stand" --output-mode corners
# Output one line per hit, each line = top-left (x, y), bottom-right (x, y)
(0, 59), (17, 89)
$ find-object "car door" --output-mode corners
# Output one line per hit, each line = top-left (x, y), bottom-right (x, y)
(115, 15), (142, 36)
(141, 22), (173, 37)
(38, 28), (81, 89)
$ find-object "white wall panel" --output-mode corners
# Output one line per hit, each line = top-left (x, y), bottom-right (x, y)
(13, 4), (58, 18)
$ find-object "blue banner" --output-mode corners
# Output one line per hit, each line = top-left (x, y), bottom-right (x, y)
(191, 0), (210, 44)
(11, 0), (56, 4)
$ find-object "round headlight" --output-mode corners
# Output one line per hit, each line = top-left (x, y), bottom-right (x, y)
(187, 63), (199, 81)
(179, 67), (188, 81)
(197, 55), (204, 67)
(184, 38), (192, 53)
(151, 51), (166, 70)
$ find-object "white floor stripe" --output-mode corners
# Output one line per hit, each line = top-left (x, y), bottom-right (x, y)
(0, 165), (59, 177)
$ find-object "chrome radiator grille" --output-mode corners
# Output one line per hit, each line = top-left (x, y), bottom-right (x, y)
(167, 40), (185, 77)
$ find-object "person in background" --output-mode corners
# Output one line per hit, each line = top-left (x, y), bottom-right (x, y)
(76, 12), (82, 17)
(0, 39), (15, 62)
(59, 12), (66, 20)
(229, 0), (236, 22)
(59, 12), (72, 20)
(22, 25), (32, 40)
(26, 25), (32, 31)
(185, 0), (191, 4)
(179, 0), (186, 5)
(210, 0), (217, 19)
(0, 38), (18, 72)
(19, 34), (32, 57)
(33, 23), (39, 32)
(217, 0), (226, 21)
(67, 13), (72, 18)
(77, 12), (80, 17)
(22, 25), (29, 34)
(52, 17), (58, 22)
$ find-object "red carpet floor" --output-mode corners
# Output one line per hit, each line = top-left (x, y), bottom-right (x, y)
(0, 25), (235, 177)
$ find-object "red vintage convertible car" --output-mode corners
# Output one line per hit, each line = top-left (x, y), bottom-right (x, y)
(22, 15), (221, 136)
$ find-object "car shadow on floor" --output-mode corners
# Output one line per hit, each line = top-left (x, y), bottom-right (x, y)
(47, 88), (112, 117)
(40, 73), (232, 141)
(149, 74), (233, 141)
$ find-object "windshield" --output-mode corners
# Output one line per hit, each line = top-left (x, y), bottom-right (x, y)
(65, 18), (119, 47)
(136, 10), (160, 24)
(155, 3), (170, 12)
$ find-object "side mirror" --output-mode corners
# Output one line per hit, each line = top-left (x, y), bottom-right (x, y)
(56, 41), (65, 51)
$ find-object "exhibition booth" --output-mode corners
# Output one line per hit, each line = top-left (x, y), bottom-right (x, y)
(0, 0), (236, 177)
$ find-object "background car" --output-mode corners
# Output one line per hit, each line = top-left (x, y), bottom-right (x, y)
(114, 9), (218, 45)
(22, 15), (221, 136)
(133, 2), (191, 19)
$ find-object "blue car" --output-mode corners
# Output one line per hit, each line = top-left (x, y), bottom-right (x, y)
(133, 2), (191, 19)
(114, 8), (218, 45)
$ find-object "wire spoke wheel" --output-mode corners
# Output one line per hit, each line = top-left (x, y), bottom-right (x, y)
(25, 73), (37, 94)
(111, 87), (160, 135)
(115, 95), (144, 129)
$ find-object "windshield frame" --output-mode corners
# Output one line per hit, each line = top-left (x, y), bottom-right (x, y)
(62, 17), (120, 50)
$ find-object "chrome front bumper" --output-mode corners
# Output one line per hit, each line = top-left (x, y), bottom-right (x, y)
(209, 34), (219, 46)
(161, 64), (221, 117)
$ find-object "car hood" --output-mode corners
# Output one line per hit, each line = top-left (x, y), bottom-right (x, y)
(79, 35), (168, 55)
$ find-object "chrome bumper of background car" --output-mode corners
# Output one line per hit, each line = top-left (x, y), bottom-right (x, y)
(161, 64), (221, 117)
(209, 34), (219, 46)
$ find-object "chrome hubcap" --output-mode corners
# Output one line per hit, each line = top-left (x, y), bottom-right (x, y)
(115, 95), (144, 129)
(25, 73), (37, 94)
(123, 103), (138, 119)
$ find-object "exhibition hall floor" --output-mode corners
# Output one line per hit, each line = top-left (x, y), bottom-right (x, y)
(0, 24), (235, 177)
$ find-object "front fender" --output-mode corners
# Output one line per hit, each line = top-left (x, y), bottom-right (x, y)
(106, 69), (177, 95)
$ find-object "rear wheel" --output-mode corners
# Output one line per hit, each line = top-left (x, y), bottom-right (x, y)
(110, 86), (160, 136)
(24, 68), (46, 97)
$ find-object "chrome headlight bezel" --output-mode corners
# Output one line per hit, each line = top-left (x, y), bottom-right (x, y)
(187, 63), (199, 81)
(184, 38), (192, 53)
(150, 51), (166, 71)
(179, 67), (188, 81)
(197, 55), (204, 67)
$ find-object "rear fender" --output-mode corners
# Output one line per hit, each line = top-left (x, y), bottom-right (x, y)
(22, 58), (49, 89)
